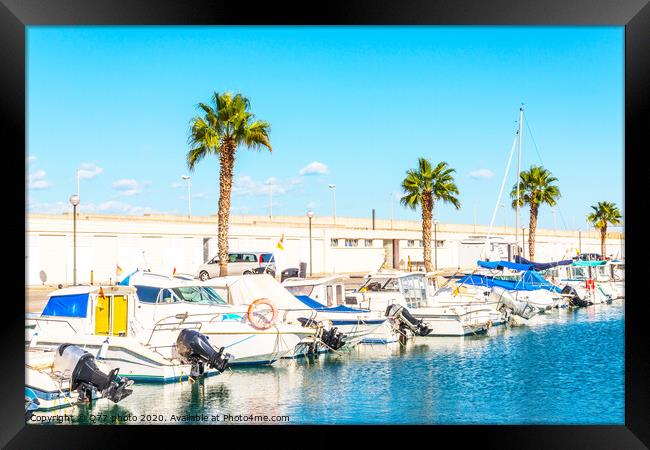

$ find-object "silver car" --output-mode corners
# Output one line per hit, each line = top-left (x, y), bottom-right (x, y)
(197, 252), (276, 280)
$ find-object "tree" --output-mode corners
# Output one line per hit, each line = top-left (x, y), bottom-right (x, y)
(510, 165), (561, 261)
(587, 201), (622, 258)
(187, 92), (271, 276)
(401, 158), (460, 271)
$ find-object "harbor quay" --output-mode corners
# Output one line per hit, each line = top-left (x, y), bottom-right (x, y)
(26, 212), (623, 287)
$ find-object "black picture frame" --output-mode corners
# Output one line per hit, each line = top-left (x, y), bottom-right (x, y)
(2, 0), (647, 447)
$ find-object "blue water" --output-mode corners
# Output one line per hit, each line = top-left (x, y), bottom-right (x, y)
(51, 303), (624, 425)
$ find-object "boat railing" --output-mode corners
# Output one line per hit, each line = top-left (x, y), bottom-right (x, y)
(28, 316), (79, 334)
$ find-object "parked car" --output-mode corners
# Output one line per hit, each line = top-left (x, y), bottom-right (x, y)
(197, 252), (276, 280)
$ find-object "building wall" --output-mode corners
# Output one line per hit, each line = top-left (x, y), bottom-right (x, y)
(25, 213), (623, 286)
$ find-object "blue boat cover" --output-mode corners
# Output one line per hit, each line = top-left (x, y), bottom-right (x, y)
(477, 260), (533, 271)
(459, 273), (562, 293)
(514, 255), (573, 271)
(41, 293), (89, 317)
(295, 295), (370, 313)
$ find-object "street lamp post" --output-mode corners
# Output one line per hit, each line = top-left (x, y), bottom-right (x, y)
(307, 210), (314, 276)
(521, 226), (526, 259)
(328, 184), (336, 224)
(434, 219), (439, 271)
(578, 229), (582, 254)
(181, 175), (191, 218)
(69, 194), (80, 285)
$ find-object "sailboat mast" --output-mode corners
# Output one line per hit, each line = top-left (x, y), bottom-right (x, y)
(515, 105), (524, 255)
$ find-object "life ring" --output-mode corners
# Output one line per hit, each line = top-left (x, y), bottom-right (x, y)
(247, 298), (277, 330)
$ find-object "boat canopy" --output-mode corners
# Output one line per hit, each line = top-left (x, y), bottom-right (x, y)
(572, 260), (607, 267)
(458, 272), (562, 293)
(41, 293), (89, 318)
(222, 274), (369, 313)
(514, 255), (573, 271)
(477, 260), (533, 271)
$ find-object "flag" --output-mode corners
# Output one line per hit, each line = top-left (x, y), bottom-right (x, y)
(172, 266), (177, 275)
(116, 264), (123, 276)
(276, 234), (285, 251)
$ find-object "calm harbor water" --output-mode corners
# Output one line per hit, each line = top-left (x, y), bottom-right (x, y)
(41, 303), (624, 425)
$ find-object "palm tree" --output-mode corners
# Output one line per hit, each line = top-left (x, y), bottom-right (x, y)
(510, 165), (560, 261)
(187, 92), (272, 276)
(401, 158), (460, 272)
(587, 201), (622, 258)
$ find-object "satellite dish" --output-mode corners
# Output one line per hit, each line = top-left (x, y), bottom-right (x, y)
(39, 270), (47, 285)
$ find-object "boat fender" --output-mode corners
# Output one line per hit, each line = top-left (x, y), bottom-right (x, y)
(247, 298), (278, 330)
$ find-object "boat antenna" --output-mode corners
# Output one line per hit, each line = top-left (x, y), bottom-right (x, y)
(515, 104), (524, 257)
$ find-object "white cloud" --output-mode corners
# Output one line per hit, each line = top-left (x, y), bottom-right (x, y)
(233, 176), (294, 196)
(170, 182), (184, 189)
(28, 169), (51, 190)
(27, 155), (37, 164)
(78, 163), (103, 180)
(299, 161), (329, 176)
(112, 179), (150, 197)
(192, 192), (209, 200)
(469, 169), (495, 180)
(306, 201), (317, 209)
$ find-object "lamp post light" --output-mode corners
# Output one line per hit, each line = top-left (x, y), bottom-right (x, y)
(181, 175), (191, 218)
(307, 210), (314, 276)
(434, 219), (439, 271)
(328, 184), (336, 225)
(69, 194), (80, 285)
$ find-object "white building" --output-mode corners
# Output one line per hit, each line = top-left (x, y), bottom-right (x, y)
(25, 213), (623, 286)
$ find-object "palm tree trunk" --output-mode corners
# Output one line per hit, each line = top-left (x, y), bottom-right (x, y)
(601, 226), (607, 258)
(217, 140), (236, 276)
(528, 203), (538, 261)
(421, 193), (433, 272)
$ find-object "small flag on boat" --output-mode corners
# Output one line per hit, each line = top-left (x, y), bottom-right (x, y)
(172, 266), (177, 275)
(116, 264), (123, 276)
(276, 234), (285, 251)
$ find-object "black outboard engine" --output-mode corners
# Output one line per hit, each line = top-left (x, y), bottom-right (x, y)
(175, 329), (231, 378)
(53, 344), (133, 403)
(561, 284), (592, 307)
(385, 304), (432, 337)
(316, 326), (346, 350)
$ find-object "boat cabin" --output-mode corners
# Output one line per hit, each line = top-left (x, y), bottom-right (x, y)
(38, 285), (137, 338)
(282, 275), (347, 307)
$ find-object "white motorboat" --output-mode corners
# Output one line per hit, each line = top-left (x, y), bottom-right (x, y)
(205, 273), (386, 356)
(282, 275), (398, 344)
(123, 271), (316, 365)
(425, 272), (507, 326)
(346, 272), (491, 336)
(25, 344), (133, 416)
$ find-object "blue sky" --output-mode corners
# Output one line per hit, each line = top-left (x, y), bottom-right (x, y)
(26, 26), (623, 230)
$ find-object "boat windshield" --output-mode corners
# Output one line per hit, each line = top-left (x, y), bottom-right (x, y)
(360, 277), (399, 292)
(285, 284), (314, 297)
(171, 286), (227, 305)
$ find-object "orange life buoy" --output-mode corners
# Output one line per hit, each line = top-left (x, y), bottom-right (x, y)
(247, 298), (277, 330)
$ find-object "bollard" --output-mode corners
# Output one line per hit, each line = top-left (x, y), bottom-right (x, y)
(90, 270), (94, 285)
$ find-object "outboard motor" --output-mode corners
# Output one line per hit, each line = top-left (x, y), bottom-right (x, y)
(53, 344), (133, 403)
(385, 304), (432, 337)
(175, 329), (231, 378)
(316, 326), (346, 350)
(561, 284), (592, 307)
